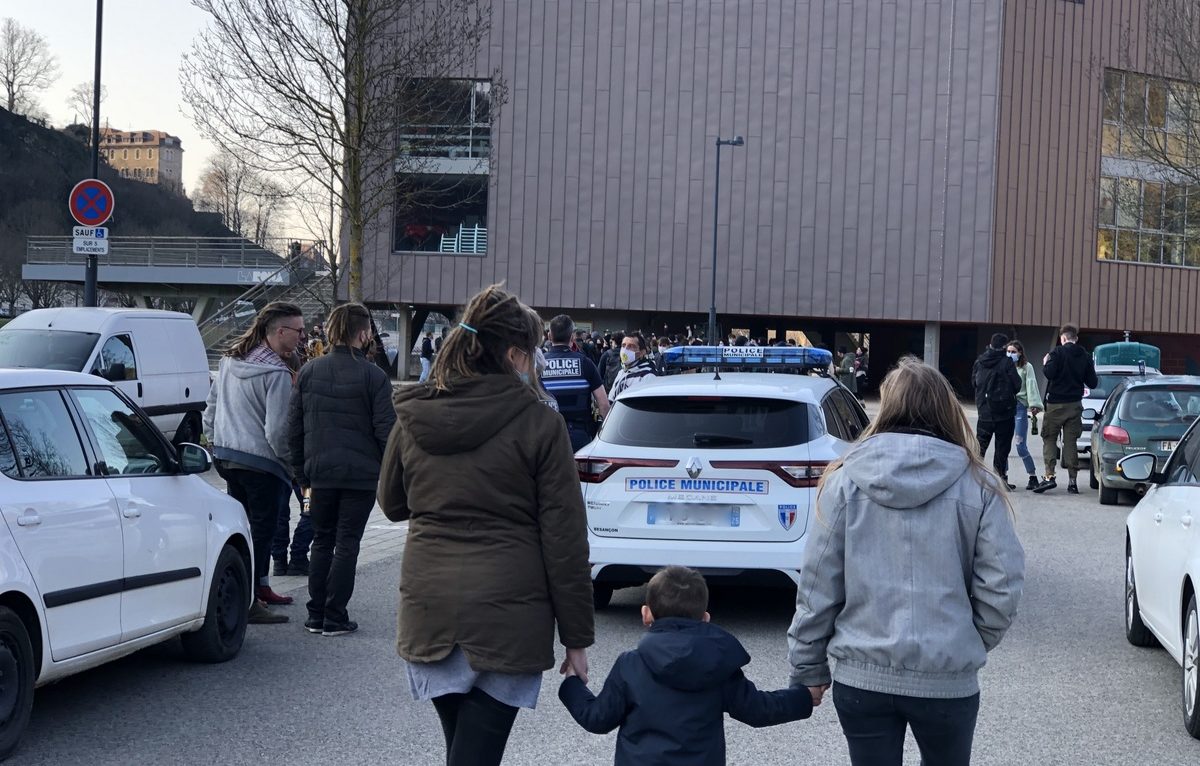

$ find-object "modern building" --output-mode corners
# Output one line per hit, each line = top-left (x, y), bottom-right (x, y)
(99, 128), (185, 195)
(360, 0), (1200, 386)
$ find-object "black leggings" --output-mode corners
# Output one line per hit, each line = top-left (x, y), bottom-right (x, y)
(431, 688), (519, 766)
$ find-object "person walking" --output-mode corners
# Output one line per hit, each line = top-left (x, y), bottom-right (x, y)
(203, 301), (307, 624)
(1033, 323), (1099, 494)
(418, 331), (435, 383)
(378, 285), (594, 766)
(287, 303), (396, 637)
(972, 333), (1023, 490)
(787, 357), (1025, 766)
(1007, 340), (1044, 490)
(544, 314), (609, 451)
(836, 347), (857, 397)
(854, 346), (869, 401)
(608, 332), (658, 404)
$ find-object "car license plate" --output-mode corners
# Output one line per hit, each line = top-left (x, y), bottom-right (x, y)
(646, 503), (740, 527)
(1161, 441), (1179, 452)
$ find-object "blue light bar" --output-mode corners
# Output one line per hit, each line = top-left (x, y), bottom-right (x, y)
(661, 345), (833, 371)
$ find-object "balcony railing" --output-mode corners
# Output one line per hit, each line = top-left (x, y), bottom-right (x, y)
(398, 124), (491, 160)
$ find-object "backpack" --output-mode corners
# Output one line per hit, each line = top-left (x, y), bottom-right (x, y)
(977, 362), (1017, 414)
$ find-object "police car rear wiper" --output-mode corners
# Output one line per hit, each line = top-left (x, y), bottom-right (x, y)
(693, 432), (754, 446)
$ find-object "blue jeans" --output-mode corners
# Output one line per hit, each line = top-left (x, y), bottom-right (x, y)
(1014, 403), (1037, 476)
(833, 681), (980, 766)
(418, 357), (432, 382)
(272, 484), (314, 563)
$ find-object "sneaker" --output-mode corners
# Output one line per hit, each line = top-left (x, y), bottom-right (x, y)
(286, 557), (309, 577)
(1001, 476), (1016, 491)
(323, 621), (358, 637)
(1067, 481), (1079, 495)
(1025, 476), (1039, 491)
(249, 600), (289, 624)
(304, 618), (324, 634)
(1032, 477), (1057, 494)
(272, 558), (288, 577)
(257, 586), (294, 606)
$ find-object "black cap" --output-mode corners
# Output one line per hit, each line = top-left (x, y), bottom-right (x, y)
(990, 333), (1008, 350)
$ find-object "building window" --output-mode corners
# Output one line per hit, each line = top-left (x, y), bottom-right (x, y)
(148, 149), (154, 159)
(122, 149), (128, 160)
(1097, 175), (1200, 266)
(134, 149), (140, 159)
(398, 79), (492, 161)
(393, 174), (488, 254)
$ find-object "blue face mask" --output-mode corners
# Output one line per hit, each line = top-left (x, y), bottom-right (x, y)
(1007, 352), (1019, 363)
(518, 371), (532, 386)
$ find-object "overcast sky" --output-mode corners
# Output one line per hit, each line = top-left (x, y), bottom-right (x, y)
(7, 1), (216, 198)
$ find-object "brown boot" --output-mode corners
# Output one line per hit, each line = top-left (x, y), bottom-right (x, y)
(249, 600), (289, 624)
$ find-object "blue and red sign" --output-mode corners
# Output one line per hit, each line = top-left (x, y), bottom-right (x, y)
(69, 178), (115, 227)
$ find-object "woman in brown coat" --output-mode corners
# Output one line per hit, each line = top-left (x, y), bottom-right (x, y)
(378, 285), (594, 766)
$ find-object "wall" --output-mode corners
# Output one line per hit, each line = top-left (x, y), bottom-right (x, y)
(365, 0), (1004, 324)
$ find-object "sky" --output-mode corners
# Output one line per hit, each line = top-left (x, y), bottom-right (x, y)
(5, 0), (216, 199)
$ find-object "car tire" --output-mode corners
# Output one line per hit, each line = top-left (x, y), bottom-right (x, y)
(1125, 545), (1157, 648)
(1089, 458), (1099, 490)
(172, 412), (201, 447)
(1099, 480), (1120, 506)
(592, 583), (614, 610)
(181, 545), (249, 663)
(0, 607), (36, 761)
(1184, 593), (1199, 739)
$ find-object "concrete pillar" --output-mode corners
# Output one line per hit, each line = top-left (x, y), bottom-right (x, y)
(191, 296), (212, 323)
(392, 308), (411, 381)
(923, 322), (941, 368)
(136, 295), (152, 309)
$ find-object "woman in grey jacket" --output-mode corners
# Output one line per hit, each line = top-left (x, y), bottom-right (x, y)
(787, 356), (1025, 766)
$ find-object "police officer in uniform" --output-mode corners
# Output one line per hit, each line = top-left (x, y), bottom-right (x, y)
(544, 314), (610, 451)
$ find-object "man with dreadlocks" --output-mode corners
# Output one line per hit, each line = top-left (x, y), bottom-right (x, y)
(204, 301), (306, 624)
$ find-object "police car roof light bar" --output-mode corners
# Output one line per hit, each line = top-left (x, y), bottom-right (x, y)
(660, 345), (833, 375)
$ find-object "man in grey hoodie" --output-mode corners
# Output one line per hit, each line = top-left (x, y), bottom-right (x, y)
(204, 301), (306, 624)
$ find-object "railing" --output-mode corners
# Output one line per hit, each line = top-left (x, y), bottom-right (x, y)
(398, 124), (491, 160)
(439, 224), (488, 254)
(197, 249), (330, 349)
(25, 236), (295, 269)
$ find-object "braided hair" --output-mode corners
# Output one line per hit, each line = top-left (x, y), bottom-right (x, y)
(225, 301), (303, 359)
(429, 284), (542, 392)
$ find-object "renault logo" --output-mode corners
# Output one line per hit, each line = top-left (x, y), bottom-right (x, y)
(686, 457), (703, 479)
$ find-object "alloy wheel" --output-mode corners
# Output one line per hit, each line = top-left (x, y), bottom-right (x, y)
(1186, 605), (1198, 719)
(1126, 555), (1137, 631)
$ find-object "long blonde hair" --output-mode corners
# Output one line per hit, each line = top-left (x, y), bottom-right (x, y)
(819, 356), (1009, 503)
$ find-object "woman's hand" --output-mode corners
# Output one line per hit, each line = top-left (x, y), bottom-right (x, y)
(808, 684), (830, 706)
(560, 647), (589, 684)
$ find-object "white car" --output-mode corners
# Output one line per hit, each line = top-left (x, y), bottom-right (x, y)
(0, 369), (253, 758)
(1120, 433), (1200, 739)
(576, 346), (868, 607)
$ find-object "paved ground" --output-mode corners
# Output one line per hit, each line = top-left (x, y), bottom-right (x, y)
(14, 416), (1200, 764)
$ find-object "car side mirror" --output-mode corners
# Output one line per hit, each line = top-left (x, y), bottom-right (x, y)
(1082, 408), (1098, 420)
(1117, 453), (1161, 483)
(177, 443), (212, 475)
(103, 362), (127, 382)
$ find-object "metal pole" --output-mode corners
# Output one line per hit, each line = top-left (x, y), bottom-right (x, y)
(707, 138), (720, 345)
(83, 0), (103, 307)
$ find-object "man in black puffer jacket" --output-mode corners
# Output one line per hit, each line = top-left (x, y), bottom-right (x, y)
(972, 333), (1022, 489)
(1033, 323), (1099, 495)
(559, 566), (812, 765)
(287, 303), (396, 636)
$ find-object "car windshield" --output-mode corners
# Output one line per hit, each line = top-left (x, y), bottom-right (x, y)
(1120, 386), (1200, 423)
(599, 395), (813, 449)
(1089, 373), (1141, 400)
(0, 330), (99, 371)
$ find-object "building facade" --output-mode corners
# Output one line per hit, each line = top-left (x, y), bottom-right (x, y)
(361, 0), (1200, 382)
(99, 128), (185, 195)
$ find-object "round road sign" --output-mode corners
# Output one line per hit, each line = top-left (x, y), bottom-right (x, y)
(69, 178), (115, 227)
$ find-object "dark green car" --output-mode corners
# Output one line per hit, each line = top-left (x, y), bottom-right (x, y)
(1088, 375), (1200, 505)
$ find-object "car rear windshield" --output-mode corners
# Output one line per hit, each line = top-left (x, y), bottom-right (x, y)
(1120, 386), (1200, 423)
(599, 395), (813, 449)
(1091, 372), (1150, 399)
(0, 330), (99, 372)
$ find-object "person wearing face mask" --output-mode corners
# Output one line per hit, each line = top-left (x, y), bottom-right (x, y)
(1006, 340), (1043, 491)
(378, 285), (594, 766)
(608, 332), (658, 405)
(286, 302), (396, 636)
(971, 333), (1022, 490)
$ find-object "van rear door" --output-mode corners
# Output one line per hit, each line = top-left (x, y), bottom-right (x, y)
(126, 318), (184, 436)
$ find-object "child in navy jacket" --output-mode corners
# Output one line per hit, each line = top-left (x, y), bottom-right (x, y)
(559, 566), (814, 765)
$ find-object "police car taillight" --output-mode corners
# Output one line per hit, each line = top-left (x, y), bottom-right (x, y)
(576, 457), (679, 483)
(709, 460), (828, 488)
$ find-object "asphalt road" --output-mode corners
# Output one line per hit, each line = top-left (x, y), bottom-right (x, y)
(14, 431), (1200, 765)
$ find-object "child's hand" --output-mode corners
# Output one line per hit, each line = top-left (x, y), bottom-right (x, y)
(808, 684), (830, 707)
(559, 647), (589, 684)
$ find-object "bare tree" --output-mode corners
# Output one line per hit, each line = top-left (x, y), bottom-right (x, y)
(23, 280), (69, 310)
(65, 80), (108, 129)
(0, 18), (59, 114)
(181, 0), (500, 302)
(194, 150), (288, 246)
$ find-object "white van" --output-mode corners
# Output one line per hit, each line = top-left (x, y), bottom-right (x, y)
(0, 309), (210, 445)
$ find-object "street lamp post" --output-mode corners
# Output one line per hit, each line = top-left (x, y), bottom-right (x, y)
(707, 135), (744, 345)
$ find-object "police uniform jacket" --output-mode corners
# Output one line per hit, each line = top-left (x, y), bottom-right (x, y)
(378, 373), (595, 674)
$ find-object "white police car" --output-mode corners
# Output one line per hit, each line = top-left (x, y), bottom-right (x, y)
(0, 369), (254, 758)
(576, 346), (869, 607)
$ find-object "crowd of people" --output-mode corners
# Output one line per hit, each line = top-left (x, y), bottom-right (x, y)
(203, 287), (1028, 765)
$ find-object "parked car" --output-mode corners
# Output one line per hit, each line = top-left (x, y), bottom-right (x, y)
(1078, 341), (1162, 456)
(1087, 376), (1200, 505)
(1120, 437), (1200, 739)
(0, 309), (210, 445)
(0, 369), (253, 758)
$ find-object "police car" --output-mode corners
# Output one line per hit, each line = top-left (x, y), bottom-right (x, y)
(576, 346), (869, 607)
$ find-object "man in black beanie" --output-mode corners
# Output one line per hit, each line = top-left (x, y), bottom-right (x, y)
(972, 333), (1022, 489)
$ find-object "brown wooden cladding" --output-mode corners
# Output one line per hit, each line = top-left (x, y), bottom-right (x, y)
(363, 0), (1004, 324)
(992, 0), (1200, 334)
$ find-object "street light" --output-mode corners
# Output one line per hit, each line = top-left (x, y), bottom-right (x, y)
(707, 135), (744, 345)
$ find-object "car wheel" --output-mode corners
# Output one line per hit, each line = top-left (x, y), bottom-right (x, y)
(1184, 594), (1200, 738)
(1125, 545), (1157, 647)
(172, 412), (201, 447)
(592, 583), (614, 610)
(181, 545), (249, 663)
(1089, 457), (1099, 490)
(1099, 479), (1120, 506)
(0, 607), (36, 760)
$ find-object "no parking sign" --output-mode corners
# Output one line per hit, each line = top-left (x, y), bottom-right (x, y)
(68, 178), (115, 227)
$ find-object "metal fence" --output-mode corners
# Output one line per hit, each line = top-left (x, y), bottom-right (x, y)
(26, 236), (295, 269)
